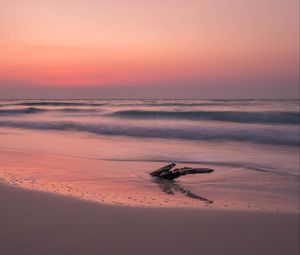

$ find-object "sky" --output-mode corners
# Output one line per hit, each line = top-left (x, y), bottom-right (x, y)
(0, 0), (299, 99)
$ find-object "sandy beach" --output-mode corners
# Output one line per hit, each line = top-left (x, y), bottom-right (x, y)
(0, 182), (299, 255)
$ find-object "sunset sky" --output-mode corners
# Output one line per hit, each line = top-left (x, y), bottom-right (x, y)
(0, 0), (299, 98)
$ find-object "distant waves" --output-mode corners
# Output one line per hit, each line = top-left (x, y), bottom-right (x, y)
(0, 99), (298, 146)
(13, 101), (105, 106)
(0, 107), (97, 115)
(0, 107), (299, 124)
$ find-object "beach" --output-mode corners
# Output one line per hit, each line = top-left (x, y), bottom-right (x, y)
(1, 0), (299, 253)
(0, 182), (299, 255)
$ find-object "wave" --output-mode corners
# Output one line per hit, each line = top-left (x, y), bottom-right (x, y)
(3, 99), (298, 110)
(13, 101), (105, 107)
(56, 108), (98, 113)
(0, 120), (298, 146)
(12, 101), (220, 107)
(114, 102), (224, 107)
(117, 99), (299, 107)
(7, 101), (249, 108)
(0, 107), (46, 115)
(109, 110), (299, 124)
(0, 107), (98, 115)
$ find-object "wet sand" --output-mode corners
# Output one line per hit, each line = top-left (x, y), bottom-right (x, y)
(0, 148), (299, 212)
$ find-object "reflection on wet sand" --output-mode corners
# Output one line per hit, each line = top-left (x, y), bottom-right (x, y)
(153, 178), (213, 204)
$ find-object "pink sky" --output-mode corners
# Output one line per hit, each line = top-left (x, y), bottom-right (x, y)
(0, 0), (298, 98)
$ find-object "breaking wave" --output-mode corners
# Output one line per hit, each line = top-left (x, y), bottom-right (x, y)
(0, 120), (297, 146)
(109, 110), (299, 124)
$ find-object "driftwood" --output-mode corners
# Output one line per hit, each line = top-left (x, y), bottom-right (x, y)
(150, 163), (214, 203)
(150, 163), (214, 181)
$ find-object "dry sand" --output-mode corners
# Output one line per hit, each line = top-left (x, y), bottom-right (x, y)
(0, 182), (299, 255)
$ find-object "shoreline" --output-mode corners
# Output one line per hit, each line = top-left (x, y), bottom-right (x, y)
(0, 182), (299, 255)
(1, 149), (299, 212)
(0, 146), (299, 212)
(1, 179), (298, 213)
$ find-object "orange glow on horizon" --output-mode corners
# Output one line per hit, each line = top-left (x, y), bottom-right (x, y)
(0, 0), (298, 88)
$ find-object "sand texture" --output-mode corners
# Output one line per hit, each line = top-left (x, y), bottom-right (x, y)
(0, 183), (299, 255)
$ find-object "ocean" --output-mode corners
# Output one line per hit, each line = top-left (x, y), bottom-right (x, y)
(0, 99), (299, 210)
(1, 99), (299, 173)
